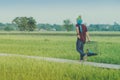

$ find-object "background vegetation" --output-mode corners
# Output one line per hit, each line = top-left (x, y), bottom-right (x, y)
(0, 17), (120, 31)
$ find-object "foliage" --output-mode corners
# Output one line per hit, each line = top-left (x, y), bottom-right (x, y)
(37, 24), (65, 31)
(1, 19), (120, 31)
(27, 17), (37, 31)
(63, 19), (74, 31)
(4, 23), (18, 31)
(88, 22), (120, 31)
(12, 17), (36, 31)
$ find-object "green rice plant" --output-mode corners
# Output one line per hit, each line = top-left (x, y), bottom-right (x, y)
(0, 56), (120, 80)
(0, 32), (120, 64)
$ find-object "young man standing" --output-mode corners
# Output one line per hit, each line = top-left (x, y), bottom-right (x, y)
(76, 15), (90, 61)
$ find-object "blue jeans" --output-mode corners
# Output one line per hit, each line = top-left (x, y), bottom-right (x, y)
(76, 38), (85, 60)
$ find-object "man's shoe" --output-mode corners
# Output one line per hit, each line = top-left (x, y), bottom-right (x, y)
(87, 52), (98, 56)
(80, 60), (84, 62)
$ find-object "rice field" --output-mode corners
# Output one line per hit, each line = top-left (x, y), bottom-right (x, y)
(0, 31), (120, 64)
(0, 31), (120, 80)
(0, 56), (120, 80)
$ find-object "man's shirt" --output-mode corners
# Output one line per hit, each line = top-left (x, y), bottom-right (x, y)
(76, 24), (87, 43)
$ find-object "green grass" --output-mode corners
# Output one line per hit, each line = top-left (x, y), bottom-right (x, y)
(0, 56), (120, 80)
(0, 32), (120, 64)
(0, 32), (120, 80)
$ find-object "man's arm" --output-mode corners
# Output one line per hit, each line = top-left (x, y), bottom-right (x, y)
(76, 27), (80, 39)
(86, 32), (90, 42)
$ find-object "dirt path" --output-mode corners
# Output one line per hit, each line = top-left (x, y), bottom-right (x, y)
(0, 53), (120, 69)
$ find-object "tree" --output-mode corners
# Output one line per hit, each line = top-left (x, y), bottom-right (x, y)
(0, 22), (5, 30)
(12, 17), (36, 31)
(53, 24), (65, 31)
(63, 19), (73, 31)
(27, 17), (37, 31)
(113, 22), (120, 31)
(12, 17), (24, 31)
(4, 26), (14, 31)
(4, 23), (17, 31)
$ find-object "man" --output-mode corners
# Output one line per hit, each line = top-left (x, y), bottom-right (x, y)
(76, 15), (90, 61)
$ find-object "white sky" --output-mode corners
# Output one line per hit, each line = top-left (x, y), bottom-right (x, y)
(0, 0), (120, 25)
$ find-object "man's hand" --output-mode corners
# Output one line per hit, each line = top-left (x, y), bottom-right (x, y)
(77, 35), (80, 39)
(86, 39), (90, 43)
(88, 39), (90, 42)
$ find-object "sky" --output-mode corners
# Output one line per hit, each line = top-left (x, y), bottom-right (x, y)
(0, 0), (120, 25)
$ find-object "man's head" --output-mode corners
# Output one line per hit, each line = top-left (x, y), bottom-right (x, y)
(76, 15), (82, 25)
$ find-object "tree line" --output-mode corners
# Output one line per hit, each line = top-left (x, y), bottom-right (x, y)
(0, 17), (120, 31)
(88, 22), (120, 31)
